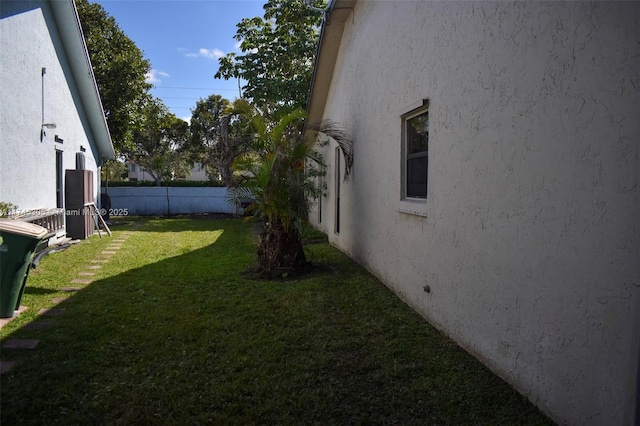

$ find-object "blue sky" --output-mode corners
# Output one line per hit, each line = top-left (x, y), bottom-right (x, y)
(92, 0), (266, 121)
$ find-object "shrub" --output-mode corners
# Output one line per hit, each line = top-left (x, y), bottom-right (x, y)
(0, 201), (17, 217)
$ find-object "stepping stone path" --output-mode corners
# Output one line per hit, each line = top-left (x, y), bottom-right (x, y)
(0, 361), (18, 374)
(22, 322), (53, 331)
(0, 306), (27, 330)
(38, 308), (65, 316)
(3, 339), (39, 349)
(0, 231), (133, 375)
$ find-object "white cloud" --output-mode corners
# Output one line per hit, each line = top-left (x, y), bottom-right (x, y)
(180, 116), (191, 124)
(145, 69), (170, 84)
(198, 48), (225, 59)
(181, 48), (225, 60)
(178, 47), (196, 58)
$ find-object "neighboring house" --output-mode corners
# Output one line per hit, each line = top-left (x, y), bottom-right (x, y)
(0, 0), (115, 239)
(307, 1), (639, 425)
(126, 162), (155, 182)
(183, 162), (208, 181)
(127, 162), (208, 182)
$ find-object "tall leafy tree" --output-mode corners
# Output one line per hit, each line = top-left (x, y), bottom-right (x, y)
(188, 95), (252, 186)
(76, 0), (152, 154)
(128, 98), (190, 187)
(100, 160), (128, 182)
(215, 0), (325, 110)
(229, 99), (353, 276)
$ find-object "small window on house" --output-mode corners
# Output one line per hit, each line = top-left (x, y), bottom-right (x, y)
(402, 100), (428, 200)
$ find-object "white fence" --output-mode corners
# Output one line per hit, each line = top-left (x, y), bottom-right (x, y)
(103, 187), (242, 216)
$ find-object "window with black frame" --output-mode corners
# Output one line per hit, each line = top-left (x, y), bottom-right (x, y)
(403, 104), (428, 199)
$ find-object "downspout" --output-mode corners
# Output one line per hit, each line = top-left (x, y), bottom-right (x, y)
(105, 160), (109, 195)
(98, 158), (106, 209)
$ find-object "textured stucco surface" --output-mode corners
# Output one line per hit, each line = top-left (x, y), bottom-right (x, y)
(310, 1), (639, 424)
(0, 2), (101, 212)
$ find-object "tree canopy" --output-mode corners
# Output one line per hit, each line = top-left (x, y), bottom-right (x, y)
(127, 98), (190, 186)
(76, 0), (152, 155)
(215, 0), (325, 111)
(188, 95), (253, 186)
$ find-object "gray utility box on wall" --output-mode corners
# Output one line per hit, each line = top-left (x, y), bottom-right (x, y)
(65, 169), (94, 239)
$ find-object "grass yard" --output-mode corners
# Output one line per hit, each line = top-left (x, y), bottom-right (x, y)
(1, 217), (553, 425)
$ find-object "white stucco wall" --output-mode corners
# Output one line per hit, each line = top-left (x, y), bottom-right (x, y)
(310, 1), (639, 425)
(0, 1), (101, 212)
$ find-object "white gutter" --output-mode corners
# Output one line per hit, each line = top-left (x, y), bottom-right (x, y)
(48, 0), (115, 161)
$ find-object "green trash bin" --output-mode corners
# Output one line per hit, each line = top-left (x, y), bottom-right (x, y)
(0, 219), (48, 318)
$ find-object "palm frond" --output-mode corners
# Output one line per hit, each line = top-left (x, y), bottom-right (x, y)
(306, 120), (354, 180)
(272, 108), (306, 145)
(225, 99), (267, 150)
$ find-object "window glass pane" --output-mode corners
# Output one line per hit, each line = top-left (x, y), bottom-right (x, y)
(407, 112), (428, 154)
(407, 156), (428, 198)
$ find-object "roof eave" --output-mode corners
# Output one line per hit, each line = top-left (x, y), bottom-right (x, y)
(49, 0), (115, 161)
(306, 0), (356, 135)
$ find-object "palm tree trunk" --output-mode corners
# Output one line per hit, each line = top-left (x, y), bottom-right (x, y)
(256, 222), (308, 276)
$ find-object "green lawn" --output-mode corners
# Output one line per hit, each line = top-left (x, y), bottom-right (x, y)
(1, 217), (553, 425)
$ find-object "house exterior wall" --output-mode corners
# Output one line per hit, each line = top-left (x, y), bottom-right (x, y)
(0, 1), (102, 212)
(127, 162), (209, 182)
(310, 1), (639, 424)
(184, 163), (208, 181)
(126, 163), (155, 182)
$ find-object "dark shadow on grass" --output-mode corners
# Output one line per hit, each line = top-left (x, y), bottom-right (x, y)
(0, 220), (554, 425)
(23, 286), (59, 295)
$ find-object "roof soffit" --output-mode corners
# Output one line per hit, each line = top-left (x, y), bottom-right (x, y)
(48, 0), (115, 160)
(306, 0), (357, 129)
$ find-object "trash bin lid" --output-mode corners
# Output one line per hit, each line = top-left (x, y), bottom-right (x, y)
(0, 219), (48, 239)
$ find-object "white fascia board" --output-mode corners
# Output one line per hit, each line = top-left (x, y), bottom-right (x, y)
(48, 0), (115, 161)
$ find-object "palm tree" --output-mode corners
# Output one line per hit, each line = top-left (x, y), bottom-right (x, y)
(228, 100), (353, 276)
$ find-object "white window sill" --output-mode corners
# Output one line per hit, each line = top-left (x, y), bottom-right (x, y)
(398, 199), (427, 217)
